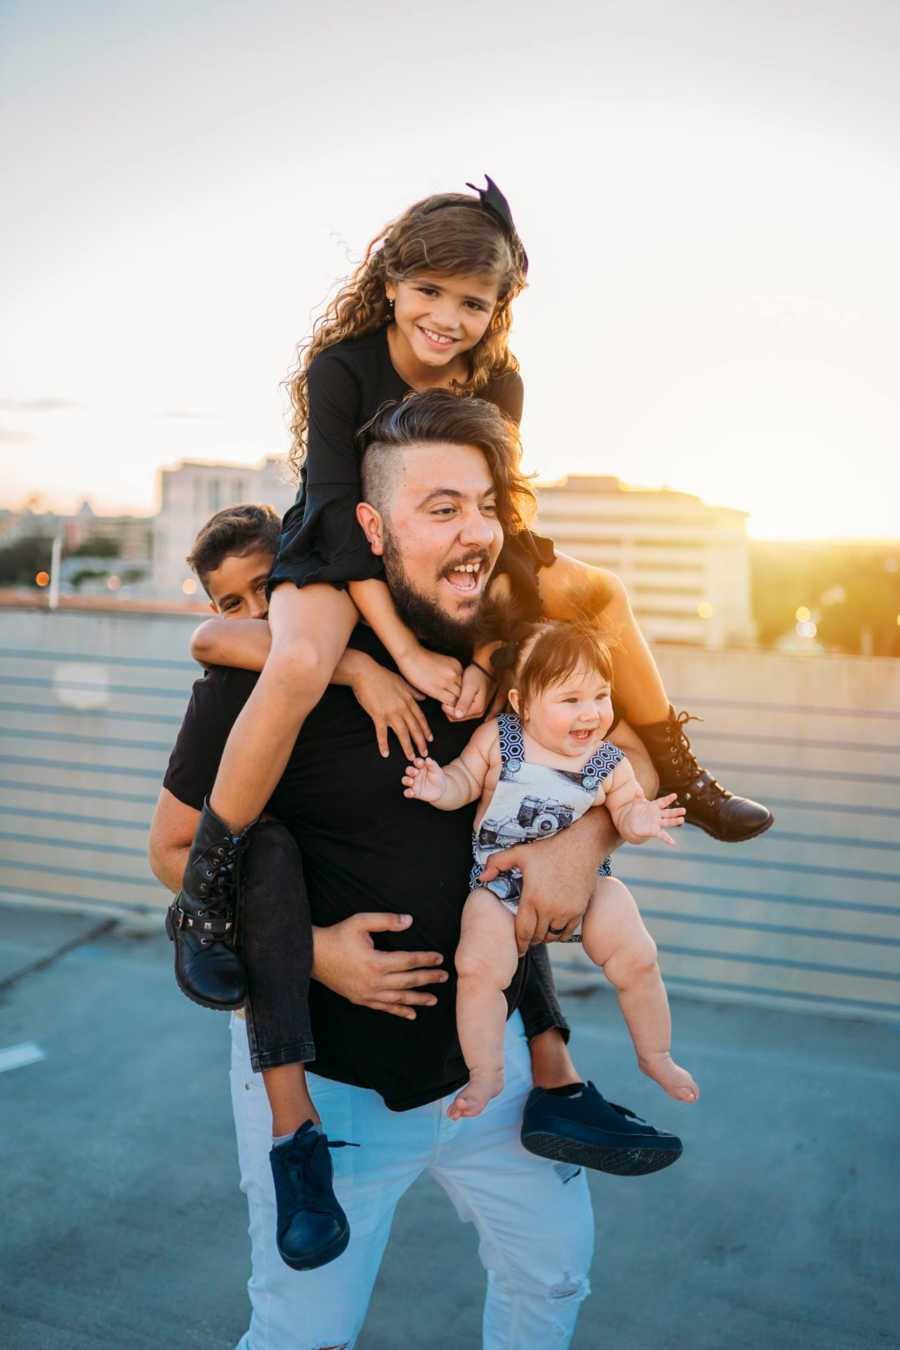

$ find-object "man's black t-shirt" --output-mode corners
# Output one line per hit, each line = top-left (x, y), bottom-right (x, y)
(163, 624), (529, 1110)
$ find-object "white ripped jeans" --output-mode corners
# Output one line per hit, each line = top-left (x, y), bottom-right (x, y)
(229, 1011), (595, 1350)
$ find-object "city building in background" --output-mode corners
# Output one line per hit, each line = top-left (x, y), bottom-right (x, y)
(535, 475), (754, 649)
(152, 456), (294, 598)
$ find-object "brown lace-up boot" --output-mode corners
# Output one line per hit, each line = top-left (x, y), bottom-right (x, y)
(637, 707), (774, 844)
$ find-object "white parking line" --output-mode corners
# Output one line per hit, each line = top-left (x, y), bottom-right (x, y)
(0, 1042), (46, 1074)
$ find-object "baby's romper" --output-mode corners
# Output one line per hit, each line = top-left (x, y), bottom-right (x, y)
(470, 712), (624, 940)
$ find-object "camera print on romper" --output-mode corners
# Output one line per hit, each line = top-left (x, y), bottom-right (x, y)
(470, 712), (624, 943)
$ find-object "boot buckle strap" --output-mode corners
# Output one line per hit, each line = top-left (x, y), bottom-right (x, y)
(170, 905), (233, 938)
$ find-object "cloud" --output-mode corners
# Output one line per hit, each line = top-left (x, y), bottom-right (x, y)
(157, 408), (225, 421)
(0, 397), (86, 413)
(0, 425), (38, 444)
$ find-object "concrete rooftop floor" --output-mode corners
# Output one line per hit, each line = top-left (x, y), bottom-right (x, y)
(0, 904), (898, 1350)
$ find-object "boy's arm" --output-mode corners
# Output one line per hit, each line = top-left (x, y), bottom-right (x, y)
(191, 618), (271, 670)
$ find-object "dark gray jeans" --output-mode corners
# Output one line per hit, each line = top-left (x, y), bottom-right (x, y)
(239, 817), (569, 1074)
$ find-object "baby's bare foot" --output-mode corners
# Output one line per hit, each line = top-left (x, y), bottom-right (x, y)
(638, 1052), (700, 1103)
(448, 1068), (504, 1120)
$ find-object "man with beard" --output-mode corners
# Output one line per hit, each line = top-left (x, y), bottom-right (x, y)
(150, 391), (663, 1350)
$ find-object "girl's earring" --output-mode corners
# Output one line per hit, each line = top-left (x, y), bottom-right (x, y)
(386, 298), (395, 320)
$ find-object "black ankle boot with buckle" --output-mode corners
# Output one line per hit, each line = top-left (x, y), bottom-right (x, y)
(165, 799), (254, 1011)
(637, 707), (774, 844)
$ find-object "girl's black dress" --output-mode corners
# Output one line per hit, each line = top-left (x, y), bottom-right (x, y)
(269, 326), (554, 618)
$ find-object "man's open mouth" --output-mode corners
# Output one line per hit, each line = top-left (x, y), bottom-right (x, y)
(443, 557), (486, 594)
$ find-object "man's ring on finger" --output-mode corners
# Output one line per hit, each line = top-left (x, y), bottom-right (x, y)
(548, 924), (567, 935)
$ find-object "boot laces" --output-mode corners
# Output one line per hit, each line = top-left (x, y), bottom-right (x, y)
(288, 1134), (359, 1202)
(666, 710), (729, 804)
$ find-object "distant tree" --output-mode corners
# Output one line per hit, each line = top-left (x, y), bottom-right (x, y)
(752, 542), (900, 657)
(68, 536), (121, 558)
(0, 535), (54, 586)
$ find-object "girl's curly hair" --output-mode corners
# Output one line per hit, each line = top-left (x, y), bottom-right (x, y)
(285, 192), (528, 478)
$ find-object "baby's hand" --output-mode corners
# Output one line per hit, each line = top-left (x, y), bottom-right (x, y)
(443, 662), (493, 722)
(622, 792), (686, 847)
(402, 756), (448, 803)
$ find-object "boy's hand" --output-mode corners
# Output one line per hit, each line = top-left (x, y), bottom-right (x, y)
(444, 662), (493, 722)
(351, 662), (432, 760)
(401, 756), (447, 803)
(397, 644), (464, 706)
(620, 792), (685, 847)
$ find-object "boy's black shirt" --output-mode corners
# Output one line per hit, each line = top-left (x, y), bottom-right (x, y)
(163, 623), (529, 1111)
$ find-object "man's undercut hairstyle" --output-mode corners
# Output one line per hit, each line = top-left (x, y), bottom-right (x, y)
(186, 504), (281, 594)
(360, 390), (536, 535)
(514, 620), (614, 712)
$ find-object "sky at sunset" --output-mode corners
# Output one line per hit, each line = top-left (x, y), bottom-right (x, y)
(2, 0), (899, 540)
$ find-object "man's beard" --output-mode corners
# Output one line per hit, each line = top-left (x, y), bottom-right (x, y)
(382, 531), (484, 663)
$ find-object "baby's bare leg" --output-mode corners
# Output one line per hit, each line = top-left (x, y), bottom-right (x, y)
(450, 889), (520, 1120)
(581, 877), (699, 1103)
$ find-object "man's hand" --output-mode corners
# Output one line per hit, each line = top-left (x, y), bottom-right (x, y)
(479, 808), (618, 954)
(312, 912), (448, 1019)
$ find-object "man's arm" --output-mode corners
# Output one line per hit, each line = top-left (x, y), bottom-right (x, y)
(149, 788), (200, 893)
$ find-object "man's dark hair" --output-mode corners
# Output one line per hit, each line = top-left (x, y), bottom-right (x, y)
(186, 504), (281, 594)
(360, 390), (536, 538)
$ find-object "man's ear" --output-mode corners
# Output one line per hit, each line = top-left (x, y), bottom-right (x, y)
(356, 501), (386, 556)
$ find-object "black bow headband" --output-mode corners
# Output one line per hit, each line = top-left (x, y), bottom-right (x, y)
(491, 620), (538, 673)
(424, 175), (528, 275)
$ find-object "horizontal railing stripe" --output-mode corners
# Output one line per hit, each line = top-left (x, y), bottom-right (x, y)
(2, 727), (170, 752)
(0, 753), (162, 779)
(638, 848), (900, 885)
(0, 675), (193, 699)
(0, 832), (145, 858)
(762, 796), (900, 819)
(0, 647), (196, 671)
(0, 885), (163, 914)
(668, 695), (900, 721)
(690, 730), (900, 755)
(615, 873), (900, 918)
(4, 860), (159, 886)
(0, 702), (182, 727)
(642, 908), (900, 947)
(758, 829), (900, 852)
(2, 807), (149, 831)
(5, 797), (894, 856)
(688, 759), (900, 786)
(0, 776), (158, 802)
(659, 943), (900, 982)
(660, 973), (900, 1014)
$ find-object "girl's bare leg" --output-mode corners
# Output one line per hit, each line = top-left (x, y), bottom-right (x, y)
(209, 585), (357, 831)
(581, 877), (699, 1103)
(450, 890), (520, 1120)
(589, 569), (670, 724)
(263, 1062), (319, 1138)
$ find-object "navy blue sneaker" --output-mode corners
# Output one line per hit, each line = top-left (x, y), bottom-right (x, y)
(521, 1081), (683, 1176)
(270, 1122), (358, 1270)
